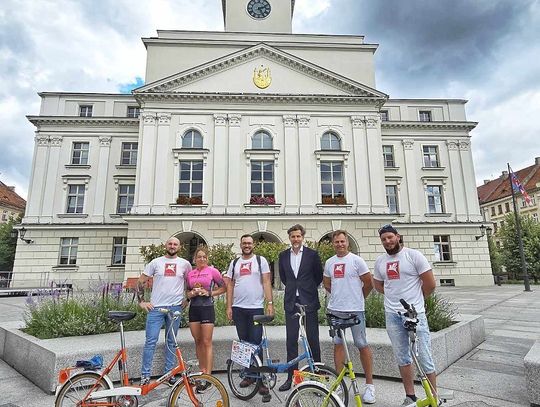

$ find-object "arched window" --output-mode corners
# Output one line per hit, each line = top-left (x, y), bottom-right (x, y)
(321, 132), (341, 151)
(252, 131), (273, 150)
(182, 129), (203, 149)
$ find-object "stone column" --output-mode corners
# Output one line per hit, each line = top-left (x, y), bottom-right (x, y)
(227, 114), (242, 213)
(134, 113), (157, 214)
(42, 135), (63, 222)
(459, 140), (482, 220)
(402, 139), (420, 222)
(25, 135), (49, 222)
(365, 115), (387, 213)
(297, 115), (313, 213)
(351, 116), (370, 213)
(212, 114), (228, 214)
(446, 140), (465, 221)
(283, 115), (299, 213)
(152, 113), (171, 214)
(92, 136), (112, 222)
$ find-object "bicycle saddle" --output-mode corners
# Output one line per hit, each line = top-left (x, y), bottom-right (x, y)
(108, 311), (137, 322)
(253, 314), (274, 324)
(326, 313), (360, 330)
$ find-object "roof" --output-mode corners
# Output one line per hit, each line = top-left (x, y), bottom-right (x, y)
(478, 161), (540, 205)
(0, 181), (26, 212)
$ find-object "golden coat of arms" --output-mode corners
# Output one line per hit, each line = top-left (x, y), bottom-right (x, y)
(253, 65), (272, 89)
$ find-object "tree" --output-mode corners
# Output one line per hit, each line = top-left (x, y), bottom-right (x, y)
(0, 219), (18, 271)
(498, 213), (540, 283)
(208, 243), (236, 273)
(487, 235), (503, 276)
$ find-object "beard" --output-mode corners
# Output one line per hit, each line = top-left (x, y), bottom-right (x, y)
(385, 241), (401, 255)
(242, 248), (253, 256)
(166, 248), (178, 256)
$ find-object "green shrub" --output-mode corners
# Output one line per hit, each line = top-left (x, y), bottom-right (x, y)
(208, 243), (236, 274)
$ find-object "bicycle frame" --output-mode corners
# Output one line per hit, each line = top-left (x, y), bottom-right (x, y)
(58, 310), (202, 406)
(408, 331), (438, 407)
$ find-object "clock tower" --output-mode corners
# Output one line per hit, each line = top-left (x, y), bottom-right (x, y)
(222, 0), (294, 33)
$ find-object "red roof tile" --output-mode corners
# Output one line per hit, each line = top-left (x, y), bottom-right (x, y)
(0, 181), (26, 211)
(477, 161), (540, 205)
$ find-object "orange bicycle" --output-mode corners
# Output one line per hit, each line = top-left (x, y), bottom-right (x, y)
(54, 309), (229, 407)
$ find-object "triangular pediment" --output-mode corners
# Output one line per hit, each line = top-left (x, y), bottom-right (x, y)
(135, 43), (387, 99)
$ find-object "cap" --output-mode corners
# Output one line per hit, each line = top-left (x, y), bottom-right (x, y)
(378, 224), (399, 236)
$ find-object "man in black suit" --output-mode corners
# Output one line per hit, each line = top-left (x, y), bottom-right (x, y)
(277, 224), (324, 391)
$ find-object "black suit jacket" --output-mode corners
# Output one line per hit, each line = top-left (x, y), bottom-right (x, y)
(279, 246), (323, 314)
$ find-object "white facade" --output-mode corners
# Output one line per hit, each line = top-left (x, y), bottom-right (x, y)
(12, 0), (492, 288)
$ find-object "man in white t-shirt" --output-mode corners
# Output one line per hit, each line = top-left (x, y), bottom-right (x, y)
(373, 224), (437, 407)
(323, 230), (376, 404)
(225, 234), (274, 402)
(136, 237), (192, 386)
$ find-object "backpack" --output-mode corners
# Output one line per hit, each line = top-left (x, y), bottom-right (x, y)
(231, 255), (262, 281)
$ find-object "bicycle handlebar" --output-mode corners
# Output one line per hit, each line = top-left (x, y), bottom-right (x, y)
(294, 303), (307, 318)
(398, 299), (419, 332)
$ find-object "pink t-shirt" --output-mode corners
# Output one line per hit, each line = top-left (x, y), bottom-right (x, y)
(186, 266), (224, 306)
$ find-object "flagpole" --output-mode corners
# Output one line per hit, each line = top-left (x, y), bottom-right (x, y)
(507, 163), (531, 292)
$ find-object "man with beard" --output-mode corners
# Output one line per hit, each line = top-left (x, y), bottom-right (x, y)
(373, 224), (437, 407)
(323, 230), (376, 404)
(137, 237), (192, 386)
(225, 234), (274, 402)
(277, 224), (323, 391)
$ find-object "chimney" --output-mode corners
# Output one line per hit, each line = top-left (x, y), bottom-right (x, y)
(502, 170), (508, 177)
(483, 180), (491, 185)
(7, 186), (15, 191)
(536, 157), (540, 165)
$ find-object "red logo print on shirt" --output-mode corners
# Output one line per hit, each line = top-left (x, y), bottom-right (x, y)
(333, 263), (345, 278)
(164, 263), (177, 277)
(386, 261), (400, 280)
(239, 262), (252, 276)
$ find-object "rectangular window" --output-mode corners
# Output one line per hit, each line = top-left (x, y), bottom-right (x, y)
(250, 160), (274, 198)
(383, 145), (395, 168)
(419, 110), (432, 122)
(433, 235), (452, 261)
(426, 185), (444, 213)
(423, 145), (440, 167)
(1, 211), (7, 221)
(505, 202), (510, 212)
(498, 204), (503, 214)
(320, 161), (345, 202)
(59, 237), (78, 265)
(71, 142), (89, 165)
(491, 207), (495, 216)
(79, 105), (93, 117)
(121, 142), (138, 165)
(117, 184), (135, 214)
(179, 160), (203, 198)
(385, 185), (399, 214)
(494, 223), (498, 234)
(66, 185), (85, 214)
(127, 106), (140, 118)
(111, 237), (127, 265)
(533, 213), (538, 223)
(380, 110), (389, 121)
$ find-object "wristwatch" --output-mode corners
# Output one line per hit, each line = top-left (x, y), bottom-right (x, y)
(267, 301), (273, 304)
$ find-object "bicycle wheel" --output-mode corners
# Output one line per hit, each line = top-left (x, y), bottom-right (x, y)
(226, 356), (261, 400)
(55, 372), (113, 407)
(169, 373), (229, 407)
(300, 363), (349, 406)
(285, 382), (342, 407)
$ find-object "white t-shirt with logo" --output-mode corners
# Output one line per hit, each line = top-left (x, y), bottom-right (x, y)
(373, 247), (431, 314)
(226, 255), (270, 308)
(323, 252), (370, 312)
(143, 256), (191, 306)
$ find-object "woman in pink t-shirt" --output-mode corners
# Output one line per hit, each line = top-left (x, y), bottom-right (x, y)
(185, 246), (226, 378)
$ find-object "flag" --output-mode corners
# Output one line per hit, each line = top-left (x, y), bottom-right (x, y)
(509, 168), (533, 206)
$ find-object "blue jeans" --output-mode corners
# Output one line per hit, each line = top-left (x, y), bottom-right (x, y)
(385, 311), (436, 374)
(141, 305), (182, 378)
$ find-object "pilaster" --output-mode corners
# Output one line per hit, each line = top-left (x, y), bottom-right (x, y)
(402, 139), (421, 222)
(152, 113), (171, 214)
(283, 115), (299, 212)
(42, 135), (63, 222)
(297, 115), (313, 213)
(92, 136), (112, 222)
(351, 116), (370, 213)
(25, 134), (49, 221)
(133, 113), (157, 214)
(227, 114), (242, 213)
(364, 114), (387, 213)
(212, 114), (228, 214)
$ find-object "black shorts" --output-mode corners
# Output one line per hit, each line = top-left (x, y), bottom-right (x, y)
(188, 305), (216, 324)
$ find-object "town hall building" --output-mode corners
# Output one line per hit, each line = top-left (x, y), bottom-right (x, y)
(12, 0), (492, 288)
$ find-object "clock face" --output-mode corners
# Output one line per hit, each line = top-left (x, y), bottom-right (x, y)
(247, 0), (271, 19)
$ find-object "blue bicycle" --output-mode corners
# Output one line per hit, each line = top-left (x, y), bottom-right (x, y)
(226, 303), (348, 404)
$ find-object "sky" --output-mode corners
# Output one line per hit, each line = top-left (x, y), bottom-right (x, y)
(1, 0), (539, 199)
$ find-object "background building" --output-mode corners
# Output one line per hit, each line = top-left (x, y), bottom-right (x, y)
(478, 157), (540, 234)
(12, 0), (492, 288)
(0, 181), (26, 223)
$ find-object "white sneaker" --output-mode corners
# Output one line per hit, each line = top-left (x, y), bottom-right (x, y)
(362, 384), (376, 404)
(401, 396), (416, 406)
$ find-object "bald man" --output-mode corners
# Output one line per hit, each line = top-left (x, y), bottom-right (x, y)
(137, 237), (192, 386)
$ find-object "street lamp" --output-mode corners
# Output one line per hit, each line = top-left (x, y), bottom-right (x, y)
(476, 225), (489, 240)
(12, 227), (33, 244)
